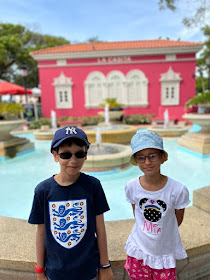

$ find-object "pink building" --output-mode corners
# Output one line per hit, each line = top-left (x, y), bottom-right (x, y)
(31, 39), (203, 120)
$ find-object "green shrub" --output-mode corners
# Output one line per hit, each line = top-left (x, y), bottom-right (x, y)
(29, 118), (51, 129)
(124, 114), (154, 125)
(185, 91), (210, 107)
(99, 98), (124, 110)
(57, 116), (70, 121)
(57, 116), (81, 122)
(81, 116), (103, 126)
(0, 102), (25, 120)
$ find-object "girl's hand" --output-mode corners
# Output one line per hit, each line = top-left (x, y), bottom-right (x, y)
(98, 267), (114, 280)
(37, 272), (48, 280)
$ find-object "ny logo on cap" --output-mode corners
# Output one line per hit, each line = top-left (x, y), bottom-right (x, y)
(65, 127), (77, 135)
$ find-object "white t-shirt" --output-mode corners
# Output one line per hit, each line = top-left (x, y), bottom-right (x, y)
(125, 176), (190, 269)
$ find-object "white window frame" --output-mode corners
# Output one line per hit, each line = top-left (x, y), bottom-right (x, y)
(84, 71), (106, 108)
(53, 72), (73, 109)
(126, 70), (148, 107)
(83, 69), (149, 109)
(160, 67), (182, 106)
(106, 70), (126, 104)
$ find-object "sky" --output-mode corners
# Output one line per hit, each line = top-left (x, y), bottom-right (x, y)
(0, 0), (209, 44)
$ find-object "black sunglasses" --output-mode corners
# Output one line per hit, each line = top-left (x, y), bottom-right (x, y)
(58, 151), (87, 160)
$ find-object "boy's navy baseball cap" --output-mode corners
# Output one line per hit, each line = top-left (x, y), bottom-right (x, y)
(130, 130), (168, 165)
(51, 126), (90, 152)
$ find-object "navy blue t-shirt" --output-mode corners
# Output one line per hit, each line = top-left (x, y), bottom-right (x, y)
(28, 173), (110, 280)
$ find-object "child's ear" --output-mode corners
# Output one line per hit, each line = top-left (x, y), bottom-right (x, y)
(161, 153), (166, 164)
(52, 150), (59, 162)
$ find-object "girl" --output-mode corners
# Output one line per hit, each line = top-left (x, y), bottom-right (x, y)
(124, 131), (190, 280)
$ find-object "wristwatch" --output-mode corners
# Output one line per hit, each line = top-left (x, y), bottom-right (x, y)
(35, 264), (45, 274)
(99, 260), (111, 269)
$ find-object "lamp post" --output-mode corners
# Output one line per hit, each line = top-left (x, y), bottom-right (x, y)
(205, 52), (210, 91)
(20, 65), (28, 103)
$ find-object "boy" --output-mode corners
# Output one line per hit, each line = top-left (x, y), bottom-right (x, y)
(28, 126), (114, 280)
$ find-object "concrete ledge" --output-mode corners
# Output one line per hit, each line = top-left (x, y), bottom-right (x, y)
(1, 186), (210, 279)
(194, 185), (210, 214)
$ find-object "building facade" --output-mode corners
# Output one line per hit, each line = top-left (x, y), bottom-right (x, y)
(31, 39), (203, 120)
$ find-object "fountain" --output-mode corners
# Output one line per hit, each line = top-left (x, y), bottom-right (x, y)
(98, 101), (124, 123)
(34, 104), (136, 170)
(95, 127), (102, 150)
(163, 109), (169, 129)
(148, 109), (189, 137)
(83, 127), (132, 171)
(51, 110), (57, 129)
(0, 119), (34, 160)
(85, 104), (137, 143)
(35, 106), (137, 144)
(35, 112), (133, 171)
(178, 113), (210, 155)
(104, 103), (110, 126)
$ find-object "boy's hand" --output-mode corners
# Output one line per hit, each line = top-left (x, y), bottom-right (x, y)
(37, 272), (48, 280)
(98, 267), (114, 280)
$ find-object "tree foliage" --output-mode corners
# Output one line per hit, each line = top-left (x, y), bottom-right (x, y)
(196, 25), (210, 92)
(0, 23), (70, 88)
(158, 0), (210, 27)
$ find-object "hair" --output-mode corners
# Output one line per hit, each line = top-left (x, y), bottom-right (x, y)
(52, 138), (89, 153)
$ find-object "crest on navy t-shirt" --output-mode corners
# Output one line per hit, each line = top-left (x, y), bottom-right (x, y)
(49, 199), (87, 249)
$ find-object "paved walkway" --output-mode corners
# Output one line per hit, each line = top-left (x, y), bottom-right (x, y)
(0, 204), (210, 279)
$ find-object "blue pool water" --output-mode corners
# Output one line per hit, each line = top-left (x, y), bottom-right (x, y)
(0, 126), (209, 222)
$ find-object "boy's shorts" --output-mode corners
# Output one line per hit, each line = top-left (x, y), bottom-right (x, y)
(125, 255), (177, 280)
(47, 275), (98, 280)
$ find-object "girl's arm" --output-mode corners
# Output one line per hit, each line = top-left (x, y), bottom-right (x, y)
(96, 214), (114, 280)
(175, 209), (185, 226)
(132, 204), (135, 217)
(36, 224), (47, 280)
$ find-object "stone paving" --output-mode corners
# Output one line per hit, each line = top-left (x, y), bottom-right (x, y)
(0, 186), (210, 280)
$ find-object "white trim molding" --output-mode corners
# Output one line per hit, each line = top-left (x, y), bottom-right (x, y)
(31, 45), (202, 61)
(160, 67), (182, 106)
(53, 72), (73, 109)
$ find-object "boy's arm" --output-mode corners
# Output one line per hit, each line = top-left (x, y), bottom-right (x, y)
(36, 224), (47, 280)
(96, 214), (114, 280)
(175, 209), (185, 226)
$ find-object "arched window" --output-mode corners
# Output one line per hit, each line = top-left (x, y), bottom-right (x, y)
(53, 72), (73, 109)
(126, 70), (148, 106)
(160, 67), (182, 106)
(84, 71), (106, 108)
(106, 71), (126, 104)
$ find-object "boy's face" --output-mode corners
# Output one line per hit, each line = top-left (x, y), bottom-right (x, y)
(52, 142), (87, 177)
(134, 148), (165, 177)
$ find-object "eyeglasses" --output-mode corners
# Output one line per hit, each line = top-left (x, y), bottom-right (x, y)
(58, 151), (87, 160)
(134, 153), (160, 163)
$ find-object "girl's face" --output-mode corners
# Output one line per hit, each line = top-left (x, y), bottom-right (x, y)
(134, 148), (165, 177)
(52, 142), (87, 177)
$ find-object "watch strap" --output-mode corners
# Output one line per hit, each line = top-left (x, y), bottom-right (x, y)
(99, 260), (111, 269)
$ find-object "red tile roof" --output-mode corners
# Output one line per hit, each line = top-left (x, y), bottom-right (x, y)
(31, 39), (203, 55)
